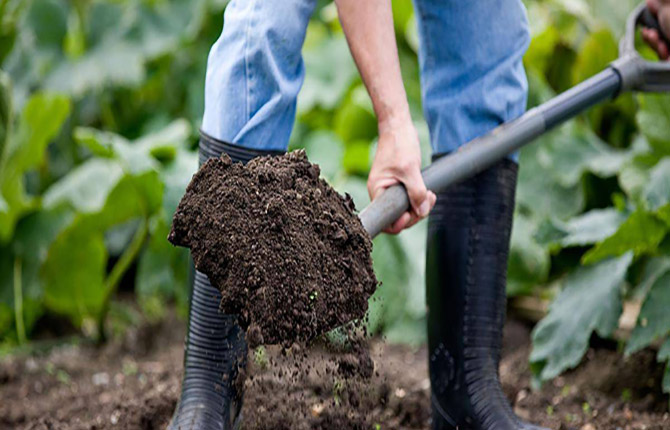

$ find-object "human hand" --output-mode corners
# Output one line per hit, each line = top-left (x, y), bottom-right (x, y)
(643, 0), (670, 60)
(367, 118), (437, 235)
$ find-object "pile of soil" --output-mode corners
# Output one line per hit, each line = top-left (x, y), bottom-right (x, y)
(168, 150), (378, 346)
(2, 313), (668, 430)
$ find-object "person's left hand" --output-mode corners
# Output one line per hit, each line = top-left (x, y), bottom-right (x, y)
(643, 0), (670, 60)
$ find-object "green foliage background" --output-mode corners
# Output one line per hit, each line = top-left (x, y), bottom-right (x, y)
(1, 0), (670, 396)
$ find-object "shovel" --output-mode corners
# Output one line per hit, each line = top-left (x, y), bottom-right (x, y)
(360, 3), (670, 238)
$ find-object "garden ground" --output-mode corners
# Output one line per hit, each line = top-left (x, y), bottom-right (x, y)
(0, 309), (668, 430)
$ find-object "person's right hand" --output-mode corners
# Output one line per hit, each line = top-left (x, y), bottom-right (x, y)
(643, 0), (670, 60)
(367, 117), (436, 235)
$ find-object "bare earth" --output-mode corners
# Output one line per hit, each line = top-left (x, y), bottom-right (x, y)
(0, 313), (668, 429)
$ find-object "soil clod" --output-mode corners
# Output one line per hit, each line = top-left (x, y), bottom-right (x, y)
(169, 150), (378, 346)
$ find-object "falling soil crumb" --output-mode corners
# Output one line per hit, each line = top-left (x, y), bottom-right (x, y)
(168, 150), (378, 346)
(2, 313), (668, 430)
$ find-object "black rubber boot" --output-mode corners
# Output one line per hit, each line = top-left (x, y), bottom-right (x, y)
(426, 158), (546, 430)
(168, 132), (283, 430)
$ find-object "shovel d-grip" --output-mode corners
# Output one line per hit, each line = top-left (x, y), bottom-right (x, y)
(360, 3), (670, 238)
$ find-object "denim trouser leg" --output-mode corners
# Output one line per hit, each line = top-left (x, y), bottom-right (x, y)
(202, 0), (317, 151)
(412, 0), (530, 158)
(203, 0), (529, 156)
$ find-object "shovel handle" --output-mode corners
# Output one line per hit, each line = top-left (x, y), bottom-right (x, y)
(639, 7), (670, 48)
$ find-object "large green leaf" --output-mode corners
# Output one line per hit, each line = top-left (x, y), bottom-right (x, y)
(301, 131), (345, 183)
(643, 158), (670, 212)
(0, 93), (70, 242)
(0, 207), (74, 338)
(582, 210), (667, 265)
(637, 94), (670, 154)
(572, 28), (617, 85)
(43, 158), (125, 213)
(0, 72), (11, 160)
(298, 36), (357, 113)
(517, 143), (584, 219)
(626, 271), (670, 355)
(618, 149), (661, 201)
(659, 338), (670, 395)
(508, 211), (550, 296)
(160, 147), (198, 217)
(537, 122), (630, 188)
(136, 217), (189, 313)
(530, 253), (633, 381)
(42, 219), (107, 324)
(535, 208), (628, 248)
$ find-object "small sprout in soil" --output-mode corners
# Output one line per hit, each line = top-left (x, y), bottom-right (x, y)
(254, 346), (269, 369)
(123, 360), (138, 376)
(546, 405), (554, 416)
(621, 388), (632, 402)
(56, 369), (71, 385)
(565, 413), (578, 423)
(561, 384), (571, 397)
(332, 378), (345, 406)
(582, 402), (591, 414)
(309, 291), (319, 301)
(374, 424), (382, 430)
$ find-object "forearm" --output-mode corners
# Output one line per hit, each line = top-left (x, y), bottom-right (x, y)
(335, 0), (411, 132)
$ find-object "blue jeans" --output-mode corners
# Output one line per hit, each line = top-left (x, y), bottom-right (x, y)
(202, 0), (530, 155)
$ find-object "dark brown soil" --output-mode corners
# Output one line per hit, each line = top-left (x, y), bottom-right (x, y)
(168, 150), (378, 346)
(1, 312), (668, 430)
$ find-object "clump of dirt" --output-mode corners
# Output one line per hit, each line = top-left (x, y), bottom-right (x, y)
(168, 150), (378, 346)
(2, 314), (668, 430)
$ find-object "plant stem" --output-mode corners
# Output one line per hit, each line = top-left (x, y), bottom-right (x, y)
(13, 257), (26, 345)
(96, 218), (149, 342)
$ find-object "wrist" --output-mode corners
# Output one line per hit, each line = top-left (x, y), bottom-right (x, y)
(377, 107), (413, 136)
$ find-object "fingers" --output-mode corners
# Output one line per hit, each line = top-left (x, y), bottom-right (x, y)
(642, 28), (670, 60)
(382, 191), (436, 235)
(403, 161), (431, 219)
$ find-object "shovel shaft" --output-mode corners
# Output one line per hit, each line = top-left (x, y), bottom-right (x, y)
(360, 67), (623, 238)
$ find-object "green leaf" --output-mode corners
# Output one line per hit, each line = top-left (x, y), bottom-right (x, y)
(537, 122), (630, 188)
(0, 93), (70, 242)
(342, 140), (372, 176)
(43, 158), (124, 213)
(161, 148), (198, 217)
(637, 94), (670, 154)
(517, 143), (584, 219)
(535, 208), (628, 248)
(643, 158), (670, 211)
(582, 210), (667, 265)
(618, 151), (662, 201)
(530, 253), (633, 381)
(367, 221), (427, 337)
(572, 28), (617, 85)
(659, 337), (670, 361)
(508, 211), (550, 296)
(136, 218), (189, 312)
(45, 39), (145, 97)
(333, 86), (376, 144)
(42, 219), (107, 324)
(626, 271), (670, 355)
(301, 131), (344, 183)
(0, 71), (12, 160)
(298, 36), (357, 112)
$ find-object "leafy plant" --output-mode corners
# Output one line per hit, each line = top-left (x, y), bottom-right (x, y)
(0, 0), (669, 405)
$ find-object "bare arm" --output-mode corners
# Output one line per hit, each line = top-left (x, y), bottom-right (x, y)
(335, 0), (435, 234)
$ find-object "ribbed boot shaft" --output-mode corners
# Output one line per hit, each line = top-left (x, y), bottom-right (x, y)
(427, 159), (541, 430)
(169, 134), (283, 430)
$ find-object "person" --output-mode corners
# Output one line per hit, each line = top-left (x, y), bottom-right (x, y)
(168, 1), (670, 429)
